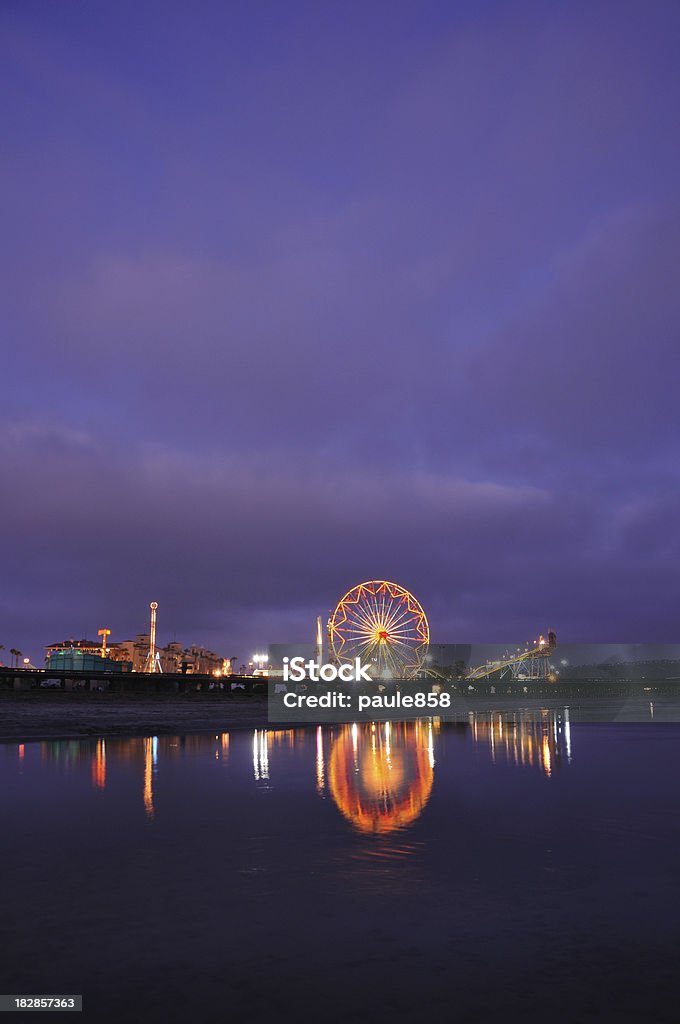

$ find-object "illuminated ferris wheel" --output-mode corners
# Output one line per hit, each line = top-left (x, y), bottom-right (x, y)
(328, 580), (430, 679)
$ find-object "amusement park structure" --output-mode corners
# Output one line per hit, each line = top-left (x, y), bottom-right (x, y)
(328, 580), (430, 679)
(326, 578), (556, 682)
(144, 601), (163, 673)
(464, 632), (558, 683)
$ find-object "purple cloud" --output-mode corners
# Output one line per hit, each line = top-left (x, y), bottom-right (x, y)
(2, 1), (680, 661)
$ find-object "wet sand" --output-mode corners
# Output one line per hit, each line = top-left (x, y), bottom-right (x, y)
(0, 691), (270, 741)
(2, 690), (677, 743)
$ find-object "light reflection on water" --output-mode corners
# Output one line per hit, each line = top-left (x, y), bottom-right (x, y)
(3, 712), (680, 1022)
(325, 720), (434, 834)
(6, 711), (573, 836)
(469, 708), (571, 774)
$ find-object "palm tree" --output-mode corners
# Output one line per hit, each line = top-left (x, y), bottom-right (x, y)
(9, 648), (19, 668)
(0, 644), (4, 666)
(15, 650), (22, 668)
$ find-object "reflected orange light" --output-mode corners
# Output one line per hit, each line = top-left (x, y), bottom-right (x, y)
(472, 715), (562, 777)
(542, 735), (552, 777)
(316, 726), (325, 795)
(91, 739), (106, 789)
(143, 738), (154, 818)
(328, 722), (433, 834)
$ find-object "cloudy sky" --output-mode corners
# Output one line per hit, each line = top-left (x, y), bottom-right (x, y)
(2, 0), (680, 663)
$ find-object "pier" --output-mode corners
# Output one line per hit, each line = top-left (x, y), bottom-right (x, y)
(0, 666), (264, 694)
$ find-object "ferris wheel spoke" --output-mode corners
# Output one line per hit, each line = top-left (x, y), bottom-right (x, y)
(384, 601), (419, 632)
(339, 622), (422, 645)
(380, 621), (420, 640)
(341, 622), (387, 638)
(381, 597), (406, 626)
(340, 620), (419, 644)
(386, 625), (422, 641)
(351, 601), (384, 633)
(329, 580), (429, 678)
(381, 607), (414, 636)
(356, 640), (383, 663)
(382, 637), (420, 654)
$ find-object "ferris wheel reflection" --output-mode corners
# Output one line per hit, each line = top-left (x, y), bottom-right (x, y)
(324, 721), (436, 835)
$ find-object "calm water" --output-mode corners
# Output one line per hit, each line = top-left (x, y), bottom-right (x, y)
(3, 715), (680, 1022)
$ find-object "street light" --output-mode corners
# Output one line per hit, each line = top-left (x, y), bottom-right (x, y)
(252, 653), (268, 674)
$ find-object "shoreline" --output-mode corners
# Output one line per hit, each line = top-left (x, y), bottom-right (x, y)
(0, 692), (272, 743)
(3, 691), (680, 742)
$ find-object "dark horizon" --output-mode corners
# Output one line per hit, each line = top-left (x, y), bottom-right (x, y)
(3, 1), (680, 664)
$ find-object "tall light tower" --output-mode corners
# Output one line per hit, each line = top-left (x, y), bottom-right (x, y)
(316, 615), (324, 668)
(98, 628), (111, 657)
(144, 602), (163, 673)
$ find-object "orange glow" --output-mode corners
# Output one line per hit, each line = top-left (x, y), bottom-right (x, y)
(472, 716), (560, 777)
(328, 580), (430, 679)
(542, 735), (552, 777)
(91, 739), (106, 789)
(328, 722), (433, 833)
(143, 738), (154, 818)
(316, 726), (325, 794)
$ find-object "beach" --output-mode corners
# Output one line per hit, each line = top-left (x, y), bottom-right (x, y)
(0, 691), (270, 742)
(3, 689), (679, 744)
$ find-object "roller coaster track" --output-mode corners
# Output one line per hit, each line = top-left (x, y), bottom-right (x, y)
(465, 634), (556, 682)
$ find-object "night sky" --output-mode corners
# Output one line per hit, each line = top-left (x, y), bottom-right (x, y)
(2, 1), (680, 664)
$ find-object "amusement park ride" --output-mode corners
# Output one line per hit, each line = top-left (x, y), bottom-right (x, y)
(325, 579), (556, 683)
(464, 633), (558, 683)
(143, 601), (162, 673)
(129, 582), (553, 682)
(328, 580), (430, 679)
